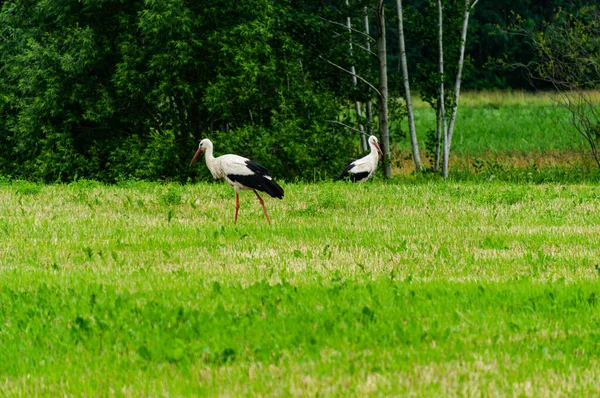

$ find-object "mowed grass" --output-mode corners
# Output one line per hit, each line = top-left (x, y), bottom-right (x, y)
(1, 180), (600, 396)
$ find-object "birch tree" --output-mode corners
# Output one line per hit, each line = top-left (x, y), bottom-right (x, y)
(396, 0), (422, 172)
(363, 7), (374, 140)
(434, 0), (447, 172)
(345, 0), (368, 152)
(376, 0), (392, 178)
(442, 0), (479, 178)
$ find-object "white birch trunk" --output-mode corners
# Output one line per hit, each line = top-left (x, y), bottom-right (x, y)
(443, 0), (478, 178)
(376, 0), (392, 178)
(396, 0), (422, 172)
(435, 0), (447, 172)
(363, 7), (371, 53)
(366, 101), (373, 135)
(433, 103), (442, 173)
(364, 7), (374, 137)
(345, 0), (367, 151)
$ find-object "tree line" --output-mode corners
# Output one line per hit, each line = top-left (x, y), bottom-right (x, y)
(0, 0), (581, 182)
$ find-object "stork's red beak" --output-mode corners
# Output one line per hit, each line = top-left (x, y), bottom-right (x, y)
(374, 142), (383, 157)
(190, 148), (203, 167)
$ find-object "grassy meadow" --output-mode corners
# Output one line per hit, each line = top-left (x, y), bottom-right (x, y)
(393, 90), (600, 174)
(2, 91), (600, 396)
(1, 179), (600, 396)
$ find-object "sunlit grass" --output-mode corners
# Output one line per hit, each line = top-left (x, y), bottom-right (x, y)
(1, 180), (600, 395)
(2, 181), (599, 284)
(411, 89), (600, 109)
(384, 90), (600, 177)
(397, 105), (582, 155)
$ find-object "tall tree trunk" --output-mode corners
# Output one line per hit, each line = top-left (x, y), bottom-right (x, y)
(376, 0), (392, 178)
(354, 102), (366, 150)
(345, 0), (367, 151)
(364, 7), (374, 138)
(366, 101), (373, 135)
(435, 0), (447, 173)
(443, 0), (478, 178)
(435, 103), (443, 171)
(396, 0), (422, 172)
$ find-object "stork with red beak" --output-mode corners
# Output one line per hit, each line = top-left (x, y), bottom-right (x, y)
(337, 135), (383, 182)
(190, 139), (284, 225)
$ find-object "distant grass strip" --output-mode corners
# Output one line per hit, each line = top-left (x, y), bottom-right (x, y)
(387, 90), (600, 176)
(394, 104), (584, 156)
(410, 89), (600, 109)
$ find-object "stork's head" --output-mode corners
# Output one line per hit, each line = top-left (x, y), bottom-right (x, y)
(190, 138), (211, 167)
(368, 135), (383, 156)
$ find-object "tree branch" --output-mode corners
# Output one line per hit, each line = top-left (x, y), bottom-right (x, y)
(354, 42), (378, 58)
(319, 56), (382, 98)
(319, 17), (376, 42)
(326, 120), (368, 135)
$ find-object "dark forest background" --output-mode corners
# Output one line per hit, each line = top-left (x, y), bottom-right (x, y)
(0, 0), (585, 182)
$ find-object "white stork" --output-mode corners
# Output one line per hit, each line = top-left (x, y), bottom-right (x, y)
(337, 135), (383, 182)
(189, 139), (284, 225)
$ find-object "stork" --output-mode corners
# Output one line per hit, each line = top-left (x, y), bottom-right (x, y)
(337, 135), (383, 182)
(189, 139), (284, 225)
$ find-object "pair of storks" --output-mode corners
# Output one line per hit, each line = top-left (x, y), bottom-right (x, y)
(189, 136), (383, 225)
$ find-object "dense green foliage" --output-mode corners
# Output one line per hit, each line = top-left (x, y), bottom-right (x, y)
(1, 181), (599, 394)
(0, 0), (587, 182)
(0, 0), (357, 182)
(391, 0), (578, 92)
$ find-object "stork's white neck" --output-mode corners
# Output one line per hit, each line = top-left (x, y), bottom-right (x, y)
(203, 140), (215, 161)
(202, 140), (219, 177)
(369, 141), (380, 162)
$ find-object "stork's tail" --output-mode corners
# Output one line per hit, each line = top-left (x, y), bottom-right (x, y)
(336, 163), (354, 181)
(336, 172), (348, 181)
(260, 178), (284, 199)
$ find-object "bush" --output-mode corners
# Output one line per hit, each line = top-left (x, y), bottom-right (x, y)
(0, 0), (359, 183)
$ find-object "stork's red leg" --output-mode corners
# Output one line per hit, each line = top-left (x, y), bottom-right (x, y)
(234, 192), (240, 224)
(254, 190), (271, 225)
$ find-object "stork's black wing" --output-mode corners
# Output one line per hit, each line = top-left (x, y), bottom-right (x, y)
(245, 160), (272, 177)
(336, 162), (371, 182)
(336, 162), (355, 180)
(226, 159), (284, 199)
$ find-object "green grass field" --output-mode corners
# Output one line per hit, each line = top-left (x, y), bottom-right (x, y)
(402, 105), (581, 155)
(392, 90), (600, 161)
(1, 180), (600, 396)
